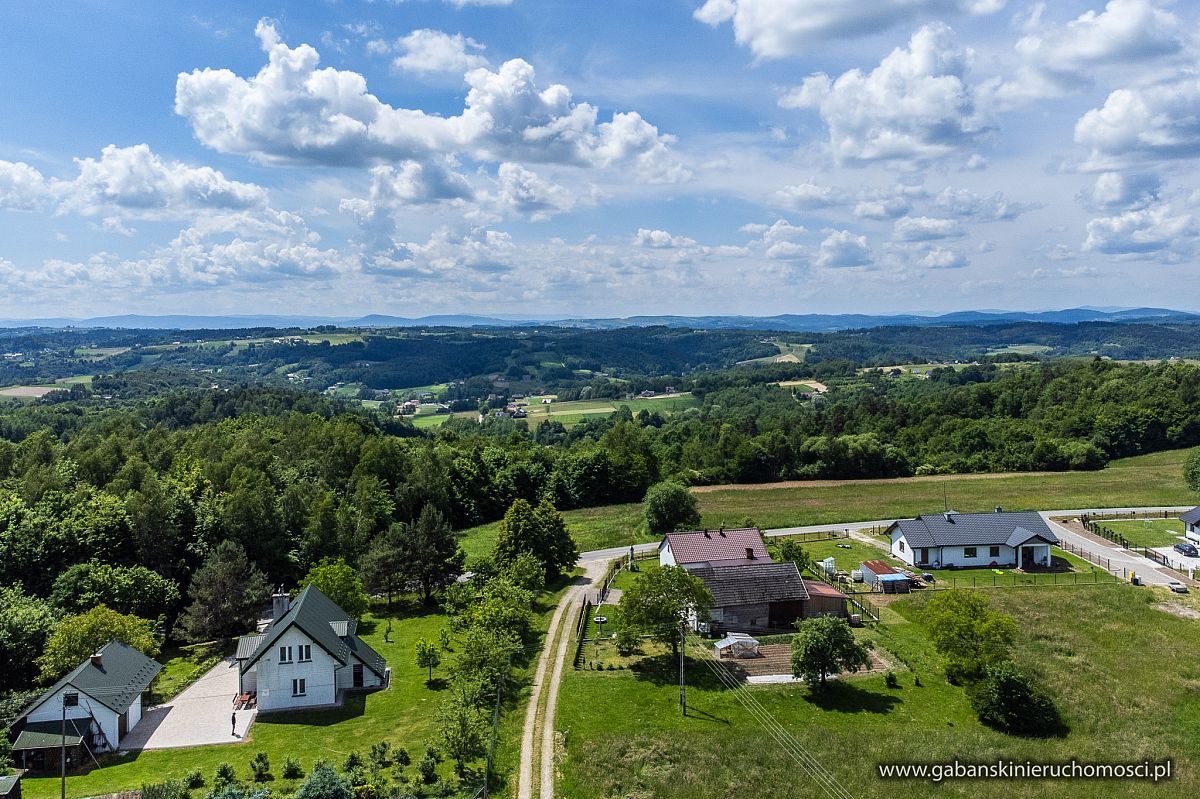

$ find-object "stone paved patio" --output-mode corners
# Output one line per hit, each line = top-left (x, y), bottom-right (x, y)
(121, 658), (256, 751)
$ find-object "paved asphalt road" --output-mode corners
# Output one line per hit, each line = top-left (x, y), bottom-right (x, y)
(580, 505), (1195, 587)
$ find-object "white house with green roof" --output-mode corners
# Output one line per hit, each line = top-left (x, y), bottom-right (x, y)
(235, 585), (388, 712)
(11, 640), (161, 770)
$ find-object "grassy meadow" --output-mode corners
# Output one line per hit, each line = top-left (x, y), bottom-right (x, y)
(458, 449), (1196, 557)
(557, 583), (1198, 799)
(1096, 518), (1188, 548)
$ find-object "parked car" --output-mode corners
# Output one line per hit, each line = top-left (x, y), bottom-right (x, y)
(1167, 580), (1189, 594)
(1173, 542), (1198, 557)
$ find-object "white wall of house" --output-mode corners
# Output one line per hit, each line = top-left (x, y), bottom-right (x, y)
(125, 694), (142, 732)
(334, 656), (384, 691)
(25, 687), (120, 752)
(890, 532), (915, 565)
(658, 542), (676, 568)
(938, 544), (1015, 568)
(1186, 521), (1200, 543)
(255, 626), (339, 712)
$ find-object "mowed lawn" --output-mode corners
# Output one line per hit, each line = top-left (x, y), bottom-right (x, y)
(458, 449), (1196, 557)
(1096, 518), (1188, 548)
(556, 584), (1200, 799)
(24, 582), (570, 799)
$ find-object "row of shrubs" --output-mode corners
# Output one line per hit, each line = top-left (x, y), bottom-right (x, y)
(141, 741), (459, 799)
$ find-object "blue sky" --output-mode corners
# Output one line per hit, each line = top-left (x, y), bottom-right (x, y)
(1, 0), (1198, 318)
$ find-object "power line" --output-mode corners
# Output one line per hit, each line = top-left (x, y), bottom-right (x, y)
(684, 634), (856, 799)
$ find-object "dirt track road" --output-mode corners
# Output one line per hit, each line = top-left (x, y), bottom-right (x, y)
(517, 559), (607, 799)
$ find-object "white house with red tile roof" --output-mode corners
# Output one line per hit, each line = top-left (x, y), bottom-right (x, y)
(658, 528), (769, 571)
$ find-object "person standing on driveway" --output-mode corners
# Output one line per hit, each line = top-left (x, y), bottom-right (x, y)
(231, 712), (238, 737)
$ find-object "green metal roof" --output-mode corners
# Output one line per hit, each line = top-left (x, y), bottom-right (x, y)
(240, 585), (353, 673)
(13, 719), (88, 751)
(346, 634), (387, 679)
(0, 773), (19, 795)
(22, 640), (162, 721)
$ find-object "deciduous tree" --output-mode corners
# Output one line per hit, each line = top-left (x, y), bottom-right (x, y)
(790, 616), (872, 691)
(923, 590), (1017, 683)
(301, 558), (370, 620)
(643, 481), (700, 536)
(615, 566), (711, 657)
(38, 605), (160, 681)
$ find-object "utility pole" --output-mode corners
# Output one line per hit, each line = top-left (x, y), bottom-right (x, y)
(61, 691), (78, 799)
(678, 619), (687, 717)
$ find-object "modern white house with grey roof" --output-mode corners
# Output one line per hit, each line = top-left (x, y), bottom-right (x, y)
(886, 510), (1059, 570)
(1181, 507), (1200, 543)
(236, 585), (388, 712)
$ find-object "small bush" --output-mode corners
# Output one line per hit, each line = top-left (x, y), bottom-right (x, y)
(614, 627), (641, 655)
(140, 779), (189, 799)
(439, 628), (451, 651)
(185, 769), (205, 789)
(424, 745), (440, 763)
(368, 741), (391, 769)
(394, 748), (411, 767)
(214, 762), (238, 788)
(250, 752), (271, 782)
(282, 757), (304, 780)
(968, 662), (1064, 737)
(342, 751), (364, 772)
(417, 755), (437, 785)
(885, 671), (899, 689)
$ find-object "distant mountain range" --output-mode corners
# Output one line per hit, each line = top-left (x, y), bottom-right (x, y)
(0, 308), (1197, 333)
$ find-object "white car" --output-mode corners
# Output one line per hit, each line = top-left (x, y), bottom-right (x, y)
(1167, 580), (1189, 594)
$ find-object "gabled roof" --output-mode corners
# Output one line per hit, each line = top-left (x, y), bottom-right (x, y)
(240, 584), (353, 673)
(239, 584), (387, 678)
(1181, 506), (1200, 525)
(1005, 526), (1055, 548)
(889, 510), (1058, 549)
(692, 562), (809, 607)
(21, 640), (161, 721)
(662, 528), (769, 567)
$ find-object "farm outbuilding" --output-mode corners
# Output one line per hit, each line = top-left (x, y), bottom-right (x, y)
(693, 561), (809, 633)
(801, 579), (849, 617)
(713, 633), (760, 659)
(860, 561), (910, 593)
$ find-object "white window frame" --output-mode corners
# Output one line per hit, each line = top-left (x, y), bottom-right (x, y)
(292, 678), (306, 697)
(989, 545), (1000, 558)
(963, 547), (978, 559)
(279, 646), (293, 663)
(298, 644), (311, 662)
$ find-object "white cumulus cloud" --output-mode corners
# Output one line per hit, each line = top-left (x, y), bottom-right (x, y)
(390, 29), (487, 74)
(780, 24), (987, 166)
(1075, 77), (1200, 168)
(694, 0), (1004, 59)
(816, 229), (872, 267)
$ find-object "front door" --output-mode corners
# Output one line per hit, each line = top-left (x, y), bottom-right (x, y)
(1022, 546), (1036, 568)
(353, 663), (364, 688)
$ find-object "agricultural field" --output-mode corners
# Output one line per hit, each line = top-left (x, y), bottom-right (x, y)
(737, 341), (812, 365)
(23, 580), (571, 799)
(556, 583), (1197, 799)
(986, 343), (1052, 355)
(458, 449), (1196, 558)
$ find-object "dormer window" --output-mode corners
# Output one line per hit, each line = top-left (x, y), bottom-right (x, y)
(745, 547), (755, 559)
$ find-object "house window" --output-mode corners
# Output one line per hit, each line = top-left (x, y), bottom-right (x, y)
(291, 678), (306, 697)
(298, 644), (311, 662)
(964, 547), (978, 558)
(279, 646), (293, 663)
(898, 541), (905, 552)
(989, 546), (1000, 558)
